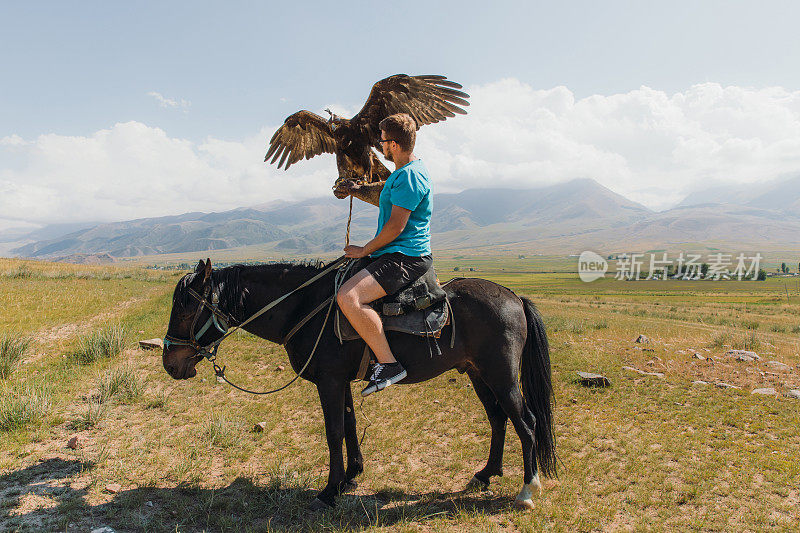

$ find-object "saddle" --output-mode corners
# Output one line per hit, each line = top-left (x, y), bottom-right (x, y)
(334, 259), (454, 376)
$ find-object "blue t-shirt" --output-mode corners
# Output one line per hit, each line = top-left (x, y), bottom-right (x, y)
(372, 159), (432, 257)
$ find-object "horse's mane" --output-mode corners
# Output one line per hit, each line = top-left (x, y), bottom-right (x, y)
(174, 259), (335, 321)
(196, 260), (333, 321)
(217, 259), (328, 278)
(173, 272), (199, 309)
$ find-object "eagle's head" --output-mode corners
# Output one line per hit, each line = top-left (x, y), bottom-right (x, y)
(325, 108), (344, 131)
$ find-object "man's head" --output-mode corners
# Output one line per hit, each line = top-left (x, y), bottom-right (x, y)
(378, 113), (417, 162)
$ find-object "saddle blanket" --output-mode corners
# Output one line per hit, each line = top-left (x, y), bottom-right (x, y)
(334, 299), (450, 343)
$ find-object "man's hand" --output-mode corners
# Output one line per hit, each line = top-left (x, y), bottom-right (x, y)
(333, 179), (362, 199)
(343, 245), (369, 258)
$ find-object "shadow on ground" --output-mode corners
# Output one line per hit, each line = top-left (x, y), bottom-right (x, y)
(1, 458), (512, 532)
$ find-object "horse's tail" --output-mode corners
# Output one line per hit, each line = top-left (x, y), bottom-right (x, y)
(520, 296), (557, 478)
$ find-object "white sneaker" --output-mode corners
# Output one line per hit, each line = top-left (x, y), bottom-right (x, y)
(361, 362), (407, 396)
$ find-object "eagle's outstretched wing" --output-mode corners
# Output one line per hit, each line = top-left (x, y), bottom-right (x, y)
(265, 110), (337, 170)
(351, 74), (470, 143)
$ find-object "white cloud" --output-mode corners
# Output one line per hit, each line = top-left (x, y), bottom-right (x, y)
(0, 217), (40, 232)
(0, 121), (337, 225)
(2, 80), (800, 227)
(418, 80), (800, 210)
(147, 91), (191, 111)
(0, 134), (28, 147)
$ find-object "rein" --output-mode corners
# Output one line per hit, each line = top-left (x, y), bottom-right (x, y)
(165, 256), (355, 395)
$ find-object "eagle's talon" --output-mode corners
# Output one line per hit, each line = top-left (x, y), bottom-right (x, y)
(333, 178), (362, 199)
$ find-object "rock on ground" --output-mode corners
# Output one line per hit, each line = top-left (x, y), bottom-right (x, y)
(787, 390), (800, 399)
(576, 371), (610, 387)
(635, 334), (651, 344)
(139, 338), (164, 350)
(716, 382), (741, 390)
(692, 380), (709, 386)
(751, 387), (778, 396)
(727, 350), (760, 362)
(765, 360), (791, 371)
(622, 366), (665, 378)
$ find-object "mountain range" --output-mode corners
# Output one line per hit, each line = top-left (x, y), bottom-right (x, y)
(4, 176), (800, 260)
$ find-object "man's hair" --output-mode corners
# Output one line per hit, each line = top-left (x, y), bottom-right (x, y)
(379, 113), (417, 152)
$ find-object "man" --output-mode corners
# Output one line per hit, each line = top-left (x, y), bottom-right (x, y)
(336, 113), (433, 397)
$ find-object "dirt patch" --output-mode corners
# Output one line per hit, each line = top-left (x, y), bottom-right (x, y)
(24, 292), (159, 364)
(0, 457), (93, 531)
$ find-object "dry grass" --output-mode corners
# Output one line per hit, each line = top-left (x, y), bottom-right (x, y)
(70, 398), (108, 431)
(97, 365), (144, 403)
(0, 334), (30, 379)
(0, 382), (51, 432)
(68, 325), (126, 365)
(200, 412), (244, 448)
(1, 259), (799, 531)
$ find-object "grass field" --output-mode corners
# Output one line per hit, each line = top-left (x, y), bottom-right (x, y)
(1, 257), (799, 532)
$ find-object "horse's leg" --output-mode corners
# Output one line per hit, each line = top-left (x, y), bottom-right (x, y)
(343, 384), (363, 490)
(492, 380), (542, 510)
(465, 370), (507, 491)
(310, 380), (348, 510)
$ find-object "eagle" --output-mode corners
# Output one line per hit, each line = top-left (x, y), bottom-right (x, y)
(264, 74), (470, 189)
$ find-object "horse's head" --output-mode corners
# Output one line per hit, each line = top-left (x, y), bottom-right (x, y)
(163, 258), (224, 380)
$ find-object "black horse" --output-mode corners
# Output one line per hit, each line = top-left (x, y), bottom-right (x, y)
(162, 258), (556, 510)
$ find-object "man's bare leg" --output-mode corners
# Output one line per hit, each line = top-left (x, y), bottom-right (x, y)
(336, 269), (396, 363)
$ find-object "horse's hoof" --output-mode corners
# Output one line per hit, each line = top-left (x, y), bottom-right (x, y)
(465, 476), (490, 493)
(342, 479), (358, 493)
(513, 477), (541, 511)
(308, 497), (334, 512)
(513, 498), (535, 511)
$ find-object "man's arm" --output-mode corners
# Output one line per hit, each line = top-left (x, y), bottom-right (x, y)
(344, 205), (411, 258)
(333, 180), (385, 207)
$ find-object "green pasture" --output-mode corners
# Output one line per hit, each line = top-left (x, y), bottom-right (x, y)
(1, 257), (799, 532)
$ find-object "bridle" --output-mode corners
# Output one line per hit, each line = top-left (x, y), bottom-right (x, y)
(163, 280), (234, 356)
(163, 256), (353, 394)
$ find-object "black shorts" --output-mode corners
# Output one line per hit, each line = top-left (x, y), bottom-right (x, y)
(364, 252), (433, 295)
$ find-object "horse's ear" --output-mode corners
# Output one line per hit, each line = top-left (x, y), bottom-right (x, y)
(195, 259), (205, 273)
(203, 258), (212, 283)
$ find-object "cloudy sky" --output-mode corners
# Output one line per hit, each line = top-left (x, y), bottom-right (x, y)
(2, 1), (800, 231)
